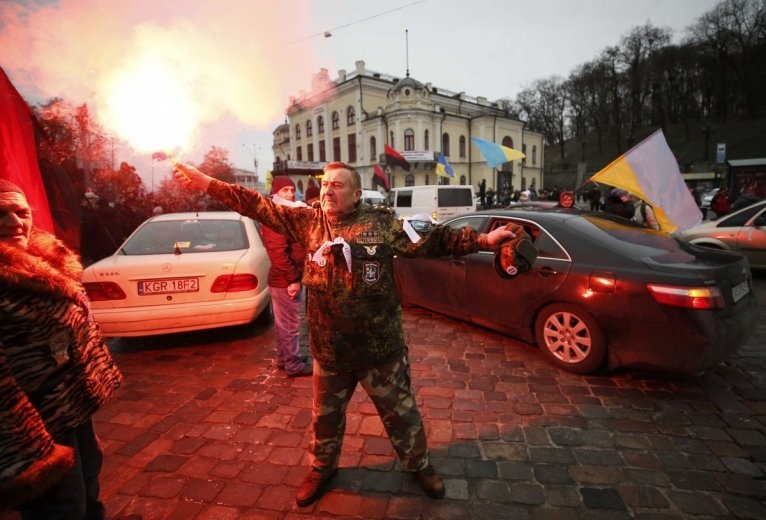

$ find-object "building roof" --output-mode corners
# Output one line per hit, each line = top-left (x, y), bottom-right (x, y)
(392, 75), (425, 92)
(728, 158), (766, 167)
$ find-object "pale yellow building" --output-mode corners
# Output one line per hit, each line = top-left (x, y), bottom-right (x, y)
(272, 60), (544, 203)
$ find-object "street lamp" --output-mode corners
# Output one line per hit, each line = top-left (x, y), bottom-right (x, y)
(702, 121), (713, 162)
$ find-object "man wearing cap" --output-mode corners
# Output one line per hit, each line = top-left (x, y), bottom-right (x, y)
(172, 161), (527, 506)
(262, 176), (311, 377)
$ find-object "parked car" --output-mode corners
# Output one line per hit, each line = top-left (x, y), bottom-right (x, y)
(678, 199), (766, 269)
(394, 208), (758, 374)
(81, 212), (271, 337)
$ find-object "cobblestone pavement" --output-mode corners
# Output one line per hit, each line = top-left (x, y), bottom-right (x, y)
(33, 273), (766, 519)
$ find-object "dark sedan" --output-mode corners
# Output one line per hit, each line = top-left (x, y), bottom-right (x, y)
(394, 208), (758, 374)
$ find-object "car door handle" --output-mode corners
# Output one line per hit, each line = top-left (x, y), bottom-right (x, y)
(539, 266), (557, 277)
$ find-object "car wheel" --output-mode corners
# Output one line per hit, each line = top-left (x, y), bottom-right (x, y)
(534, 303), (606, 374)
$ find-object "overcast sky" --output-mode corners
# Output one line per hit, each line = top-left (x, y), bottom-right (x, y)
(1, 0), (720, 187)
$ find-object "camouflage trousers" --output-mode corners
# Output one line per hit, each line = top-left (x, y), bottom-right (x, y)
(309, 353), (430, 473)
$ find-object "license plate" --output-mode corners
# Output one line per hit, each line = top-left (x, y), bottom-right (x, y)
(732, 280), (750, 303)
(138, 278), (199, 295)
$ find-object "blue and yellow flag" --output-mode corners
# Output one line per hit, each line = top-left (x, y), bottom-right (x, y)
(434, 153), (454, 178)
(471, 136), (525, 168)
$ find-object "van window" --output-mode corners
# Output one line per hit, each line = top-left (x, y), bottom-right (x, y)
(438, 188), (472, 207)
(397, 191), (413, 208)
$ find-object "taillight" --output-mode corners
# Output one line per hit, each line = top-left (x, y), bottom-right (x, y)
(646, 284), (725, 309)
(211, 274), (259, 293)
(83, 282), (127, 301)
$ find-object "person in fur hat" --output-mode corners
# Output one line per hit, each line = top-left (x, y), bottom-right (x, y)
(0, 179), (123, 518)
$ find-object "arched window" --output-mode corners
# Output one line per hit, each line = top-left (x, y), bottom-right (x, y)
(306, 119), (312, 137)
(317, 115), (324, 133)
(424, 129), (429, 151)
(405, 174), (414, 187)
(460, 175), (466, 185)
(532, 145), (537, 164)
(295, 124), (301, 140)
(522, 143), (527, 163)
(501, 136), (514, 170)
(442, 133), (450, 156)
(459, 135), (466, 157)
(404, 128), (415, 151)
(346, 106), (355, 126)
(390, 131), (395, 149)
(370, 136), (377, 161)
(332, 111), (339, 130)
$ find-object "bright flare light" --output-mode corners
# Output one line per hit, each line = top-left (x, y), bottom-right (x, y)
(102, 56), (199, 154)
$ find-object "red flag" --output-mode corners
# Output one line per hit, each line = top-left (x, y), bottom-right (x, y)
(373, 164), (390, 191)
(0, 67), (55, 233)
(384, 144), (411, 171)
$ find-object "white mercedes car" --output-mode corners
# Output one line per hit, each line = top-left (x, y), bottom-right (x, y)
(81, 211), (271, 337)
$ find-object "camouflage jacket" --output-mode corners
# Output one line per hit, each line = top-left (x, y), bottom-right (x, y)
(209, 180), (487, 370)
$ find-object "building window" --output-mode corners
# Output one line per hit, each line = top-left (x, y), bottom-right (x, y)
(297, 145), (302, 161)
(405, 174), (414, 187)
(459, 135), (466, 158)
(404, 128), (414, 151)
(308, 143), (314, 162)
(442, 133), (450, 156)
(295, 124), (301, 140)
(332, 111), (339, 130)
(333, 137), (340, 161)
(424, 129), (429, 151)
(370, 136), (377, 161)
(347, 133), (357, 162)
(522, 143), (527, 163)
(306, 120), (312, 137)
(502, 136), (514, 170)
(319, 140), (326, 162)
(460, 174), (466, 185)
(532, 145), (537, 164)
(346, 106), (355, 126)
(317, 115), (324, 133)
(390, 131), (394, 149)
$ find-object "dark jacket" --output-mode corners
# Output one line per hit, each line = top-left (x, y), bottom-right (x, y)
(0, 229), (123, 507)
(208, 180), (486, 370)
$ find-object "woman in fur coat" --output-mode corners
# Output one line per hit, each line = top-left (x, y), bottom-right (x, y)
(0, 179), (123, 518)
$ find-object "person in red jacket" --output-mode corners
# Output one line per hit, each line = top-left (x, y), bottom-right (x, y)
(711, 188), (731, 218)
(261, 177), (312, 377)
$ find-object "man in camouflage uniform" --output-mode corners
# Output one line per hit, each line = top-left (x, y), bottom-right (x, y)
(174, 161), (516, 506)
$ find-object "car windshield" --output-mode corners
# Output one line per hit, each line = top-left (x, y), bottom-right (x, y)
(570, 214), (696, 264)
(121, 219), (248, 255)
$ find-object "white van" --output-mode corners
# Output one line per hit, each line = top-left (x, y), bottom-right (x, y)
(361, 189), (387, 207)
(390, 185), (475, 222)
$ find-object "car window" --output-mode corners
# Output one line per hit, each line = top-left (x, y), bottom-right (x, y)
(488, 217), (568, 260)
(717, 202), (766, 227)
(122, 219), (248, 255)
(576, 215), (696, 263)
(444, 215), (487, 233)
(438, 188), (473, 207)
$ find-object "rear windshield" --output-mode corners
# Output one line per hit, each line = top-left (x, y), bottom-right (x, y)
(121, 219), (248, 255)
(438, 188), (473, 207)
(569, 215), (696, 263)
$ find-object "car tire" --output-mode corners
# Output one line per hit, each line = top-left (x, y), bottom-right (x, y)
(534, 303), (606, 374)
